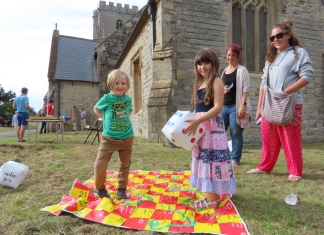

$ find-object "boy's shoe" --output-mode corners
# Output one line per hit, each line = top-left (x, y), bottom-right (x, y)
(98, 188), (109, 199)
(117, 188), (127, 200)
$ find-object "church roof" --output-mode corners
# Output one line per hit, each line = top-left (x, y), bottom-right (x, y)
(54, 36), (100, 82)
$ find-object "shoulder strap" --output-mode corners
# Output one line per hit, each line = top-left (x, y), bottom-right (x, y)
(267, 65), (270, 86)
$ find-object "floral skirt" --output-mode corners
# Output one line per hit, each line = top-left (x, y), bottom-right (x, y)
(190, 113), (236, 195)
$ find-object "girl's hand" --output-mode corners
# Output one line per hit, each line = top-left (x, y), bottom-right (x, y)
(184, 119), (199, 136)
(238, 104), (246, 119)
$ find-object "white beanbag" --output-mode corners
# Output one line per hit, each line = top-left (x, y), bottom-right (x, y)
(0, 161), (29, 188)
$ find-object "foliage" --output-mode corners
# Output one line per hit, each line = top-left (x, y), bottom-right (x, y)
(0, 85), (16, 118)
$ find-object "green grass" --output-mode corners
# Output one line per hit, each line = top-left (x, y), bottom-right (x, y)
(0, 126), (16, 132)
(0, 122), (37, 132)
(0, 132), (323, 235)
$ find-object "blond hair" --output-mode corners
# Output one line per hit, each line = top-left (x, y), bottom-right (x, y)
(107, 69), (130, 92)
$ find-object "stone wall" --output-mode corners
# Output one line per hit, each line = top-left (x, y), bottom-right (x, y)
(158, 0), (324, 145)
(107, 0), (324, 145)
(93, 1), (139, 40)
(96, 10), (142, 98)
(118, 17), (154, 139)
(49, 81), (100, 131)
(280, 1), (324, 143)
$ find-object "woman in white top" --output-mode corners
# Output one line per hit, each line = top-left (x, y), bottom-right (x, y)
(220, 44), (251, 166)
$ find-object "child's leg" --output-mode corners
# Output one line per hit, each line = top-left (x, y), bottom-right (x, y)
(207, 192), (221, 202)
(117, 137), (134, 190)
(192, 192), (221, 209)
(94, 137), (114, 190)
(117, 150), (131, 190)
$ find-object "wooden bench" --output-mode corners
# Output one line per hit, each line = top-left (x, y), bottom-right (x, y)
(27, 116), (65, 142)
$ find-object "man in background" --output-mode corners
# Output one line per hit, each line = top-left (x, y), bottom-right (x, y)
(13, 87), (33, 142)
(76, 107), (87, 131)
(39, 108), (46, 134)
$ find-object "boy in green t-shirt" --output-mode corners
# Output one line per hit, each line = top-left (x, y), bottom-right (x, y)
(93, 69), (134, 200)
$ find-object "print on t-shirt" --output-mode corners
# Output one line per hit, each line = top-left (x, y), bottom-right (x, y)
(110, 100), (130, 131)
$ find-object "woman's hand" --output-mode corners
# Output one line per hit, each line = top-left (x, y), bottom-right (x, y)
(255, 108), (261, 121)
(238, 104), (246, 119)
(184, 118), (200, 136)
(224, 85), (230, 94)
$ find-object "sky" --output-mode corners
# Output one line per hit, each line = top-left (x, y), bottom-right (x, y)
(0, 0), (147, 112)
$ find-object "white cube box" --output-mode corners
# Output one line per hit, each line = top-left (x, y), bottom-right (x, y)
(0, 161), (29, 188)
(162, 110), (205, 151)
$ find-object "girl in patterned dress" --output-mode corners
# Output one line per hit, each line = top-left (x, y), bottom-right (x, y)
(184, 48), (236, 208)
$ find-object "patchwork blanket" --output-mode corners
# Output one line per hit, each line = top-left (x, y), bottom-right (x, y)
(40, 170), (250, 235)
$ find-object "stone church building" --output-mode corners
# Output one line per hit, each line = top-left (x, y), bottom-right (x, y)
(46, 0), (324, 145)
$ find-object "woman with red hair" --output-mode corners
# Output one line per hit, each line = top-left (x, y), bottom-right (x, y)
(220, 44), (251, 167)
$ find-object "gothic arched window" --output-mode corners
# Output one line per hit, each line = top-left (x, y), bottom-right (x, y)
(232, 0), (268, 72)
(116, 20), (122, 30)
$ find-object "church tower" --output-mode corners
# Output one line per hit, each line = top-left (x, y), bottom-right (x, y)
(93, 1), (139, 40)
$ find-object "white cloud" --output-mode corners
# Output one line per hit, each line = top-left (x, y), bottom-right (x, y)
(0, 0), (147, 111)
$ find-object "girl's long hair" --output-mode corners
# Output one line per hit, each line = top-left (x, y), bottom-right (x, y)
(266, 19), (302, 63)
(192, 48), (220, 108)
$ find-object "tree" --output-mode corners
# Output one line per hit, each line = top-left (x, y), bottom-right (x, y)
(0, 85), (16, 118)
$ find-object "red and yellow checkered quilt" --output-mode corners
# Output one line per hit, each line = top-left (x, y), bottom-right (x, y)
(40, 170), (250, 234)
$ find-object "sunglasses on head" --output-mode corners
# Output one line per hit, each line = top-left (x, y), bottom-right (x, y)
(270, 32), (287, 42)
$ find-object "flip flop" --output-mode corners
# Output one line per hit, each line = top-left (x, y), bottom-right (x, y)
(286, 174), (302, 182)
(190, 197), (221, 209)
(246, 168), (269, 174)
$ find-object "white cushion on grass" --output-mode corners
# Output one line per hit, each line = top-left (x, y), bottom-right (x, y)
(0, 161), (29, 188)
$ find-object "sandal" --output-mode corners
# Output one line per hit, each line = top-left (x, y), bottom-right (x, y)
(286, 174), (302, 182)
(190, 197), (221, 209)
(246, 168), (269, 174)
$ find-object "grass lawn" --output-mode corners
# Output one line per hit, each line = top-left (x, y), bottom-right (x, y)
(0, 126), (16, 132)
(0, 132), (323, 235)
(0, 123), (38, 133)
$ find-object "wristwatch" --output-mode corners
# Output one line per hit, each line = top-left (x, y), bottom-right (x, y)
(242, 102), (247, 106)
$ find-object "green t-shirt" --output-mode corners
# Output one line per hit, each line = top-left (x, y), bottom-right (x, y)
(96, 93), (134, 140)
